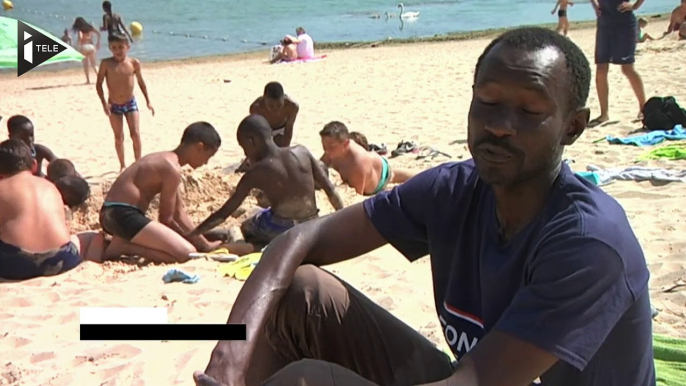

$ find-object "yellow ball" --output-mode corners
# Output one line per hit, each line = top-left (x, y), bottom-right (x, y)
(2, 0), (13, 11)
(130, 21), (143, 36)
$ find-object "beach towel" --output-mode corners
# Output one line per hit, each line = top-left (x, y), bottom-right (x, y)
(607, 125), (686, 146)
(586, 164), (686, 183)
(638, 144), (686, 161)
(162, 269), (200, 284)
(278, 55), (327, 64)
(217, 252), (262, 281)
(654, 334), (686, 386)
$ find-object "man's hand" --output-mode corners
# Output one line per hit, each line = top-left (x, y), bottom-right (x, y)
(617, 1), (635, 12)
(148, 103), (155, 116)
(103, 103), (111, 116)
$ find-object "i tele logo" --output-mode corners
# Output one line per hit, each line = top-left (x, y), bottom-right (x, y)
(17, 20), (67, 77)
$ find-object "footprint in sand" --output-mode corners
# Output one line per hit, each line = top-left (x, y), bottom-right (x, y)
(5, 336), (32, 348)
(30, 351), (56, 364)
(6, 297), (33, 307)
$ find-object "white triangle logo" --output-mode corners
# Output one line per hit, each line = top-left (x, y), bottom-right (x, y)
(23, 31), (31, 41)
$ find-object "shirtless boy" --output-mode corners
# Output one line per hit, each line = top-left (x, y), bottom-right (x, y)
(96, 32), (154, 172)
(0, 140), (103, 281)
(551, 0), (574, 36)
(99, 122), (222, 264)
(188, 115), (344, 253)
(7, 115), (57, 177)
(249, 82), (299, 147)
(320, 121), (415, 196)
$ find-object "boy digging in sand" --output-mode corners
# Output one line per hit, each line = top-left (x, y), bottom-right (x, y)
(99, 122), (223, 264)
(320, 121), (415, 196)
(96, 32), (154, 172)
(188, 114), (344, 255)
(551, 0), (574, 36)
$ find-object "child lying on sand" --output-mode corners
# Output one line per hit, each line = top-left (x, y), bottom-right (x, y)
(319, 121), (415, 196)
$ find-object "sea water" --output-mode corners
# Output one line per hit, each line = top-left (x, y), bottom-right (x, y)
(2, 0), (676, 62)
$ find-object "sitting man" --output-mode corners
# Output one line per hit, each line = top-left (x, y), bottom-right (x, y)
(249, 82), (299, 147)
(193, 27), (654, 386)
(7, 115), (57, 177)
(661, 0), (686, 39)
(0, 140), (102, 281)
(99, 122), (223, 264)
(189, 114), (344, 254)
(286, 26), (315, 59)
(320, 121), (415, 196)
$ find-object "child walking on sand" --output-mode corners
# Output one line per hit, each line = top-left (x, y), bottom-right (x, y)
(96, 32), (154, 172)
(551, 0), (574, 36)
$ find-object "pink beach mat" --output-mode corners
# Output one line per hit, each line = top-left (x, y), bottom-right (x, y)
(279, 55), (328, 64)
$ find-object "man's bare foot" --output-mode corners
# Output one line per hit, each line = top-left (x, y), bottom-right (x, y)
(193, 371), (224, 386)
(588, 115), (609, 128)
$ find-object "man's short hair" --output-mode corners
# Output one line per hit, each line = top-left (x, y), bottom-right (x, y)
(319, 121), (350, 141)
(0, 139), (33, 175)
(55, 176), (90, 207)
(296, 27), (305, 34)
(474, 27), (591, 113)
(180, 121), (222, 150)
(102, 0), (112, 11)
(7, 115), (32, 133)
(47, 158), (77, 183)
(264, 82), (285, 100)
(108, 32), (128, 44)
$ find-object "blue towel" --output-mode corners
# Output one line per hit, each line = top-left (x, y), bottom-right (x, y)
(606, 125), (686, 146)
(576, 171), (601, 185)
(162, 269), (200, 284)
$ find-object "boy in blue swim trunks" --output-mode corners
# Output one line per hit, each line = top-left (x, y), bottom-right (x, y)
(319, 121), (415, 196)
(188, 115), (344, 253)
(96, 32), (154, 172)
(0, 140), (104, 281)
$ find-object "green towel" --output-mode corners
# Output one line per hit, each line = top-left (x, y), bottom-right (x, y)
(654, 334), (686, 386)
(638, 144), (686, 161)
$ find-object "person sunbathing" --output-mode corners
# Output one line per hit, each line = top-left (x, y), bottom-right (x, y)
(7, 115), (57, 177)
(270, 38), (298, 64)
(188, 114), (344, 254)
(99, 122), (223, 264)
(319, 121), (415, 196)
(0, 140), (103, 281)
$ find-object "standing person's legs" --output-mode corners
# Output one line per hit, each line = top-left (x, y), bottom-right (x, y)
(81, 56), (90, 83)
(590, 25), (612, 127)
(563, 16), (569, 36)
(88, 51), (98, 76)
(198, 265), (454, 386)
(108, 112), (126, 170)
(125, 108), (142, 161)
(616, 22), (646, 119)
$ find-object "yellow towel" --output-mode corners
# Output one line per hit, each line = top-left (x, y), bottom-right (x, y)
(217, 252), (262, 281)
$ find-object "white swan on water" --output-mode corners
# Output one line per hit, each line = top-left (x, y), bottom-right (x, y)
(397, 3), (420, 19)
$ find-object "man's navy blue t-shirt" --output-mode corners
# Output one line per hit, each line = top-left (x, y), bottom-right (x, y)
(598, 0), (636, 27)
(363, 160), (655, 386)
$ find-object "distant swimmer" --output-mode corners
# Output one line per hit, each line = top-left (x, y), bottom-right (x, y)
(319, 121), (415, 196)
(189, 115), (344, 254)
(551, 0), (575, 36)
(101, 1), (134, 42)
(96, 32), (154, 171)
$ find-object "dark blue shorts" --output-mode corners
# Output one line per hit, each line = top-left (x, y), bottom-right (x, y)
(0, 240), (81, 281)
(595, 21), (638, 65)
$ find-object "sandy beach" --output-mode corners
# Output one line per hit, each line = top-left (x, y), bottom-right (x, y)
(1, 22), (685, 386)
